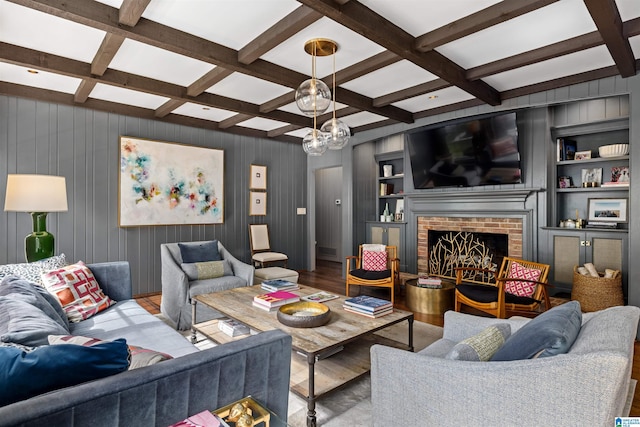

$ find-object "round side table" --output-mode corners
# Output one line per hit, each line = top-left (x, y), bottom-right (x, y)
(405, 279), (455, 315)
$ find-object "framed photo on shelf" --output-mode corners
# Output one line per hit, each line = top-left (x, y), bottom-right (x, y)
(249, 191), (267, 216)
(558, 176), (573, 188)
(587, 198), (627, 223)
(611, 166), (630, 183)
(581, 167), (602, 185)
(574, 150), (591, 160)
(249, 164), (267, 190)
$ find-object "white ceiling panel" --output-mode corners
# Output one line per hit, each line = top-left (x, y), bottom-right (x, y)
(89, 83), (169, 109)
(342, 60), (438, 98)
(392, 86), (475, 113)
(360, 0), (502, 37)
(285, 128), (312, 138)
(109, 39), (215, 87)
(629, 35), (640, 58)
(482, 46), (615, 92)
(341, 111), (387, 128)
(206, 73), (291, 104)
(237, 117), (289, 131)
(142, 0), (299, 50)
(437, 0), (597, 69)
(616, 0), (640, 20)
(0, 1), (105, 63)
(0, 62), (81, 94)
(93, 0), (122, 8)
(260, 17), (386, 77)
(171, 102), (237, 122)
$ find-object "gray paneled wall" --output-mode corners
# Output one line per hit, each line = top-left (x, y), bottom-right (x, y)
(0, 95), (307, 295)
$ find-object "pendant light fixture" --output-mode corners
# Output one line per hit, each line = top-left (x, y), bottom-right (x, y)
(296, 38), (348, 156)
(321, 42), (351, 150)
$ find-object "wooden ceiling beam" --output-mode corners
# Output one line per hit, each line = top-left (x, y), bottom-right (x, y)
(6, 0), (414, 124)
(414, 0), (559, 52)
(91, 32), (125, 76)
(74, 79), (96, 103)
(219, 114), (253, 129)
(0, 42), (312, 127)
(187, 67), (234, 97)
(267, 106), (359, 137)
(238, 5), (322, 65)
(118, 0), (151, 27)
(373, 79), (450, 107)
(155, 99), (186, 118)
(583, 0), (636, 77)
(298, 0), (502, 106)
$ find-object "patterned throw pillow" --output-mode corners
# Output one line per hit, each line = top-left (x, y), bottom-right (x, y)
(180, 260), (232, 280)
(445, 323), (511, 361)
(0, 254), (67, 286)
(41, 262), (115, 323)
(362, 250), (387, 271)
(48, 335), (173, 370)
(504, 262), (542, 297)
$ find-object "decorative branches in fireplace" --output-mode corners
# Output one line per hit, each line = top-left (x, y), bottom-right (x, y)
(429, 231), (506, 283)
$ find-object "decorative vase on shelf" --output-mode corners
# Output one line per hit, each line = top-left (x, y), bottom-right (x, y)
(383, 203), (390, 222)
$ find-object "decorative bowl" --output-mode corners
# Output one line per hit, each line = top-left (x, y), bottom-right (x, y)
(277, 301), (330, 328)
(598, 144), (629, 158)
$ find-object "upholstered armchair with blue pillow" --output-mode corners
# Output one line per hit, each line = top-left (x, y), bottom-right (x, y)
(160, 240), (254, 330)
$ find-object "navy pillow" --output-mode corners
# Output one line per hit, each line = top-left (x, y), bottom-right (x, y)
(0, 339), (130, 406)
(0, 276), (70, 331)
(178, 240), (221, 263)
(491, 300), (582, 361)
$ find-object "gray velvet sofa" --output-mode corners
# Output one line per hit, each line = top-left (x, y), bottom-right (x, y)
(371, 305), (640, 426)
(0, 261), (291, 427)
(161, 241), (254, 330)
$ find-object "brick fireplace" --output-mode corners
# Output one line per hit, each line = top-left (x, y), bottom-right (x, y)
(417, 216), (523, 277)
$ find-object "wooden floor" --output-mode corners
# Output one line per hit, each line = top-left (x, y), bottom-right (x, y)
(136, 259), (640, 416)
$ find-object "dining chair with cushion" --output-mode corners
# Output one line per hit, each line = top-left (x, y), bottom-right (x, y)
(248, 224), (288, 268)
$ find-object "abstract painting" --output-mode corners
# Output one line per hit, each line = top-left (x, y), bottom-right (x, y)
(119, 136), (224, 226)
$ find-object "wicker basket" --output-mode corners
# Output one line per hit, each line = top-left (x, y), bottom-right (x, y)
(571, 266), (623, 312)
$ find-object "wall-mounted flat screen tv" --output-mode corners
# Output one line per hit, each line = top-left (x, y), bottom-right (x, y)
(407, 112), (522, 189)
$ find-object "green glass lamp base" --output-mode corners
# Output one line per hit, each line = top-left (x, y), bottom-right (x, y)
(25, 212), (55, 262)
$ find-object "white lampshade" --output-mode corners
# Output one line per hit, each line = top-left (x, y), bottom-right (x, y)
(4, 174), (68, 212)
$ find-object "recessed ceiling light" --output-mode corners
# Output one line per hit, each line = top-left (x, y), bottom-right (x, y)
(202, 107), (210, 110)
(27, 69), (39, 74)
(428, 95), (438, 100)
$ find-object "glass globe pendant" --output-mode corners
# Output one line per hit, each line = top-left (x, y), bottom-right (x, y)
(295, 78), (331, 117)
(321, 117), (350, 150)
(302, 129), (328, 156)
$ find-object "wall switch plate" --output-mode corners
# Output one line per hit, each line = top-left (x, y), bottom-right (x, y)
(297, 208), (306, 215)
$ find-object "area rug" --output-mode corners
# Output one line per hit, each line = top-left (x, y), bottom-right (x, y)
(158, 313), (443, 426)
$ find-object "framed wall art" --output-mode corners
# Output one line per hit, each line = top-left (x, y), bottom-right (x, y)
(250, 164), (267, 190)
(249, 191), (267, 216)
(119, 136), (224, 226)
(587, 198), (627, 223)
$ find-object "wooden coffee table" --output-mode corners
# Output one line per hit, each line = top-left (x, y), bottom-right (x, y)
(193, 284), (414, 427)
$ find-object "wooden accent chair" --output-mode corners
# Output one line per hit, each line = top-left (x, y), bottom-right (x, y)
(248, 224), (288, 268)
(346, 245), (398, 305)
(454, 257), (551, 318)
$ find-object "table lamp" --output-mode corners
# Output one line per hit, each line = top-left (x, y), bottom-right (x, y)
(4, 174), (68, 262)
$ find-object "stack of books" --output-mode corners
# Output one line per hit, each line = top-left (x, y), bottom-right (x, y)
(218, 318), (250, 337)
(261, 279), (299, 292)
(253, 290), (300, 311)
(417, 275), (442, 288)
(343, 295), (393, 318)
(602, 181), (629, 187)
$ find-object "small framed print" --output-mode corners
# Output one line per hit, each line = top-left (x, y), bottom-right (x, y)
(249, 191), (267, 216)
(587, 198), (627, 223)
(250, 164), (267, 190)
(558, 176), (573, 188)
(574, 150), (591, 160)
(581, 167), (602, 185)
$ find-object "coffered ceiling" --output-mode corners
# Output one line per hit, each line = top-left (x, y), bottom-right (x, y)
(0, 0), (638, 145)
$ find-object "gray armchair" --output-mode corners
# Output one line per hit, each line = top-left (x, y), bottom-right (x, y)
(160, 241), (254, 330)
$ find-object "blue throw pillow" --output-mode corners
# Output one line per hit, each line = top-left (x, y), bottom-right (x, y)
(178, 240), (221, 263)
(0, 339), (130, 406)
(0, 276), (70, 331)
(491, 301), (582, 361)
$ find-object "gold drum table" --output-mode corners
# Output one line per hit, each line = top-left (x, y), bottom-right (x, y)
(405, 279), (454, 315)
